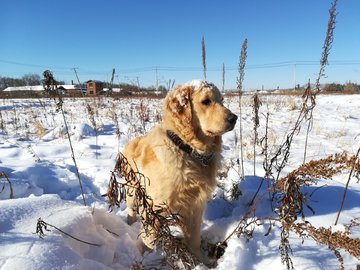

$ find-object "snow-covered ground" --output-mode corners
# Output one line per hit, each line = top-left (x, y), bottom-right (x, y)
(0, 93), (359, 269)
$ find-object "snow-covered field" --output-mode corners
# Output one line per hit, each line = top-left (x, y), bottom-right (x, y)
(0, 93), (359, 270)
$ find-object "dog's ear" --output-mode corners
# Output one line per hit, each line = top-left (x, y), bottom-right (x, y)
(164, 84), (193, 125)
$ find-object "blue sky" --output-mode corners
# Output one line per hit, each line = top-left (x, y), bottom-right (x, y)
(1, 0), (359, 90)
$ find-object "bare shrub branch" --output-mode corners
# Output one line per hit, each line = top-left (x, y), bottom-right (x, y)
(35, 218), (100, 246)
(335, 147), (360, 225)
(218, 151), (360, 269)
(43, 70), (86, 206)
(0, 172), (13, 199)
(102, 153), (198, 269)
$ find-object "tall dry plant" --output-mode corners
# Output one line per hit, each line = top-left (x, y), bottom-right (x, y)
(37, 99), (51, 127)
(316, 0), (338, 91)
(217, 2), (343, 268)
(0, 107), (7, 135)
(274, 0), (337, 185)
(135, 100), (150, 135)
(12, 102), (18, 132)
(86, 103), (99, 159)
(202, 36), (206, 80)
(262, 0), (339, 222)
(260, 106), (273, 208)
(251, 93), (261, 176)
(237, 38), (247, 92)
(236, 38), (248, 180)
(303, 80), (312, 164)
(111, 102), (122, 154)
(103, 153), (198, 269)
(302, 0), (338, 165)
(43, 70), (86, 206)
(249, 103), (271, 207)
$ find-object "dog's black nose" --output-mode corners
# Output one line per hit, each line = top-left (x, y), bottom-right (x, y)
(226, 113), (238, 126)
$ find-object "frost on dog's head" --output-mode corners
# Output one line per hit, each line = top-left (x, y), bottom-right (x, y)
(163, 80), (212, 126)
(182, 79), (217, 92)
(163, 81), (206, 144)
(164, 80), (216, 116)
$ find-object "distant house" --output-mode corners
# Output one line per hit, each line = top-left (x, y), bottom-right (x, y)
(86, 80), (103, 96)
(57, 85), (86, 95)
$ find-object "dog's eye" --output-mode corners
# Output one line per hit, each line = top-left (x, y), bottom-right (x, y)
(201, 99), (211, 106)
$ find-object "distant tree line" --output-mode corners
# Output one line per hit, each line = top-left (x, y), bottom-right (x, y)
(0, 73), (65, 90)
(0, 73), (172, 96)
(323, 82), (360, 92)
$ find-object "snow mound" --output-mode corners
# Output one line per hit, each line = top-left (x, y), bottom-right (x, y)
(0, 194), (143, 270)
(43, 123), (95, 141)
(66, 123), (96, 140)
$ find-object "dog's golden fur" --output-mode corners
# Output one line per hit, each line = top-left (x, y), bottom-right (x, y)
(123, 80), (237, 261)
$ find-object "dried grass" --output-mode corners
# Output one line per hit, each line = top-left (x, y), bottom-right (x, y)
(34, 119), (46, 138)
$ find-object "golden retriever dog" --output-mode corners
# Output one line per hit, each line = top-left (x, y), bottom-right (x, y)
(123, 79), (237, 262)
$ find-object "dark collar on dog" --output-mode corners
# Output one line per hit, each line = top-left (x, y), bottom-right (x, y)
(166, 130), (215, 166)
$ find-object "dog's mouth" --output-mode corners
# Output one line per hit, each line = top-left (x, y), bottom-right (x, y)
(227, 122), (236, 132)
(205, 114), (237, 137)
(206, 130), (216, 137)
(206, 126), (234, 137)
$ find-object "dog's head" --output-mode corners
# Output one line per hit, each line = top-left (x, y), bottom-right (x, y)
(163, 80), (237, 152)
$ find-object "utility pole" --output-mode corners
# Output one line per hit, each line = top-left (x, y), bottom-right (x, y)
(116, 75), (121, 93)
(106, 74), (108, 90)
(155, 67), (158, 94)
(72, 68), (85, 97)
(294, 61), (296, 90)
(135, 77), (140, 93)
(109, 68), (115, 95)
(222, 63), (225, 93)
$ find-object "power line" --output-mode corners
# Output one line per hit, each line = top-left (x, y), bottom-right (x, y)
(1, 59), (359, 79)
(0, 59), (71, 70)
(117, 61), (360, 73)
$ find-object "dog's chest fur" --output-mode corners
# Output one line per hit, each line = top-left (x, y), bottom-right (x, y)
(133, 126), (220, 215)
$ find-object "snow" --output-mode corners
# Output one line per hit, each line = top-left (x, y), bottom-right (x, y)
(183, 79), (217, 91)
(0, 93), (360, 269)
(3, 85), (81, 92)
(3, 86), (45, 92)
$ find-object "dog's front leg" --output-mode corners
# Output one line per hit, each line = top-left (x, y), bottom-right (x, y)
(126, 195), (137, 225)
(183, 213), (204, 262)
